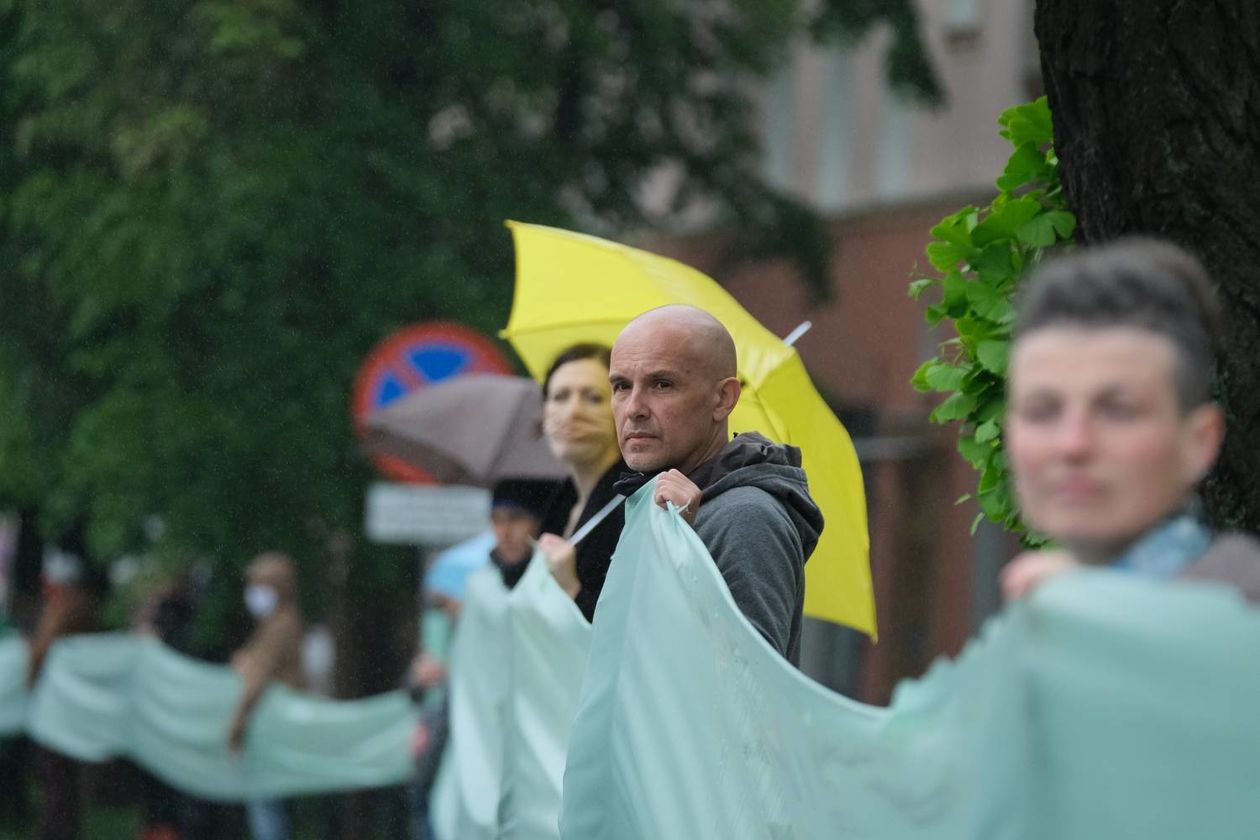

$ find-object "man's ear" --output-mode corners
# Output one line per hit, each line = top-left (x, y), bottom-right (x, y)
(713, 376), (741, 422)
(1182, 402), (1225, 485)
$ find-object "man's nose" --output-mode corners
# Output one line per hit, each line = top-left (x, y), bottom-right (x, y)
(624, 385), (650, 419)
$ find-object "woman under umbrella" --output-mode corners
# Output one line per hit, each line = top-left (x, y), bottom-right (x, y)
(534, 344), (627, 621)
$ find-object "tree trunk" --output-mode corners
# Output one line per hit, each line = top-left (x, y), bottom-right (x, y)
(1035, 0), (1260, 530)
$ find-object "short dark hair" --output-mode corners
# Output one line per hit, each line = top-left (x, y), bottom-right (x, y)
(1014, 237), (1222, 410)
(542, 343), (612, 399)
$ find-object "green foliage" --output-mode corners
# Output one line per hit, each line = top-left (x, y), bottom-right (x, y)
(909, 97), (1075, 535)
(811, 0), (942, 105)
(0, 1), (938, 645)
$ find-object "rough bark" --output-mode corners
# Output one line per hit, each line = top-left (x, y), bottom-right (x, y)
(1035, 0), (1260, 531)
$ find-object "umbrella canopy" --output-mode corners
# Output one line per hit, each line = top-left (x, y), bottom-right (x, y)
(362, 374), (568, 487)
(501, 221), (873, 636)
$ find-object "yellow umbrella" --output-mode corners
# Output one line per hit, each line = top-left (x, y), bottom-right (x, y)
(501, 221), (874, 637)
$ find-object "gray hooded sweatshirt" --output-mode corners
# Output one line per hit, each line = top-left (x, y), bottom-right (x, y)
(689, 432), (824, 666)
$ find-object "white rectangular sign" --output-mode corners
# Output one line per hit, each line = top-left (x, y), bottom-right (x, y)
(364, 483), (491, 546)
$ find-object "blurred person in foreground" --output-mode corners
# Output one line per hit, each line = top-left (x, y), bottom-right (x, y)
(228, 552), (304, 840)
(609, 305), (824, 665)
(1001, 238), (1259, 603)
(533, 344), (628, 621)
(27, 543), (107, 840)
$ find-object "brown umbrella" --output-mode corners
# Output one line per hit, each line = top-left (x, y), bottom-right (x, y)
(361, 374), (568, 486)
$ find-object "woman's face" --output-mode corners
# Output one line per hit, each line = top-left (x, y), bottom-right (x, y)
(543, 358), (619, 469)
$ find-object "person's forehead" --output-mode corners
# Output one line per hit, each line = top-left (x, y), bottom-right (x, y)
(1010, 326), (1178, 390)
(491, 506), (538, 524)
(611, 321), (703, 372)
(551, 357), (608, 384)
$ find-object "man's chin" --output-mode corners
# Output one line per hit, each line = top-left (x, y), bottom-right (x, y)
(622, 451), (667, 474)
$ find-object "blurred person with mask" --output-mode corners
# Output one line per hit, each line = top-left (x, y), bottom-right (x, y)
(609, 305), (824, 666)
(27, 536), (108, 840)
(532, 344), (628, 621)
(1000, 238), (1259, 603)
(228, 552), (304, 840)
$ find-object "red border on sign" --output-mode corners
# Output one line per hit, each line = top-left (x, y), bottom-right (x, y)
(352, 322), (514, 482)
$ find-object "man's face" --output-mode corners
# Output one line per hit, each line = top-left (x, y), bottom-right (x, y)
(490, 507), (540, 565)
(1006, 326), (1221, 556)
(608, 324), (728, 474)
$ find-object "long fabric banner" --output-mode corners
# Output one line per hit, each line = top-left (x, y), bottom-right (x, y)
(433, 554), (592, 840)
(498, 553), (592, 840)
(1, 634), (416, 801)
(431, 566), (514, 840)
(0, 636), (26, 733)
(560, 482), (1260, 839)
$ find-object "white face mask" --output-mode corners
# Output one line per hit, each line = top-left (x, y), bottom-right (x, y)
(244, 584), (279, 618)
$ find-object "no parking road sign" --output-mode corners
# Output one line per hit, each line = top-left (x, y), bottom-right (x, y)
(353, 322), (512, 482)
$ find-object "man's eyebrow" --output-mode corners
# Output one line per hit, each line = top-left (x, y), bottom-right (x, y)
(645, 368), (680, 380)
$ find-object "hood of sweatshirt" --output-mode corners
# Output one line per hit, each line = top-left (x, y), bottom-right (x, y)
(689, 432), (824, 562)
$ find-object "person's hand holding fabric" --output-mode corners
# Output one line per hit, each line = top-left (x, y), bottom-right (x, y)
(537, 534), (581, 597)
(1001, 549), (1080, 602)
(227, 716), (248, 754)
(409, 653), (447, 692)
(654, 469), (701, 526)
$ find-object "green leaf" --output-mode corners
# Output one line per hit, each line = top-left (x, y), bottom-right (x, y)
(930, 391), (977, 423)
(974, 418), (1001, 443)
(970, 511), (987, 535)
(953, 315), (1000, 344)
(977, 487), (1009, 523)
(1015, 209), (1076, 249)
(910, 359), (933, 391)
(997, 96), (1053, 149)
(1048, 209), (1076, 239)
(996, 141), (1052, 192)
(929, 206), (979, 246)
(942, 271), (971, 316)
(957, 434), (991, 468)
(975, 340), (1008, 375)
(923, 361), (969, 392)
(975, 397), (1007, 424)
(972, 196), (1042, 247)
(907, 277), (934, 300)
(964, 281), (1013, 323)
(926, 240), (973, 273)
(973, 243), (1015, 288)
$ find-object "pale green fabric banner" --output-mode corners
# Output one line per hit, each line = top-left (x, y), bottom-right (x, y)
(560, 482), (1260, 839)
(433, 554), (593, 840)
(0, 636), (26, 734)
(8, 634), (416, 801)
(432, 566), (514, 840)
(498, 553), (593, 840)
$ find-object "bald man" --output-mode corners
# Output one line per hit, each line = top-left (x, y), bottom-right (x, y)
(609, 305), (823, 664)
